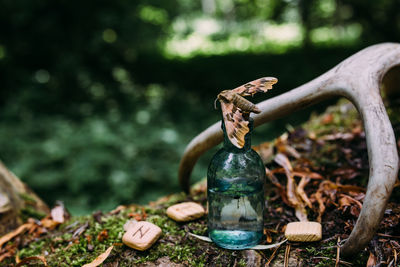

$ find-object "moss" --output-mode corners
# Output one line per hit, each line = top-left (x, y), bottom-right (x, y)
(19, 193), (37, 204)
(19, 206), (46, 220)
(237, 258), (247, 267)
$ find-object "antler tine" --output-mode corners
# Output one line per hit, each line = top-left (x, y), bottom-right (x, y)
(178, 43), (400, 255)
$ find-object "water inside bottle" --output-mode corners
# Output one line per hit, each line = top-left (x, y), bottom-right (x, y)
(208, 183), (264, 249)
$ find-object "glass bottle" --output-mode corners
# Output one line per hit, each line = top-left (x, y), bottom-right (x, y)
(207, 117), (266, 249)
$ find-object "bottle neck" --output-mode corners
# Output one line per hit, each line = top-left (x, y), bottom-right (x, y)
(222, 117), (253, 151)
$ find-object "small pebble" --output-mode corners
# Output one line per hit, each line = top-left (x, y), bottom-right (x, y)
(284, 221), (322, 242)
(122, 221), (162, 251)
(166, 202), (205, 222)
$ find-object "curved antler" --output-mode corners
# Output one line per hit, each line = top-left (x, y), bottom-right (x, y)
(178, 43), (400, 255)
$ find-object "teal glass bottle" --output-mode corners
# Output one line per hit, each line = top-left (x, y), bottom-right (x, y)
(207, 118), (265, 249)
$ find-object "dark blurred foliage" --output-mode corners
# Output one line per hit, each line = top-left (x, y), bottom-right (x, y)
(0, 0), (398, 214)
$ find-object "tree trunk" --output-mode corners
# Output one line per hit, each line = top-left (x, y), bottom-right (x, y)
(0, 161), (49, 235)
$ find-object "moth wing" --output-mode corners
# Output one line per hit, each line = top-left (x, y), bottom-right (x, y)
(221, 101), (249, 148)
(231, 77), (278, 97)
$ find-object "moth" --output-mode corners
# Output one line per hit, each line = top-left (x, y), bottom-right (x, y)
(216, 77), (278, 148)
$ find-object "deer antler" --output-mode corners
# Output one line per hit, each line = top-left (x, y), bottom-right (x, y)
(178, 43), (400, 255)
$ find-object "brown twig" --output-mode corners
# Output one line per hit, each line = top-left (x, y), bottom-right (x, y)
(312, 256), (353, 266)
(377, 233), (400, 239)
(265, 244), (281, 266)
(335, 237), (341, 267)
(284, 243), (290, 267)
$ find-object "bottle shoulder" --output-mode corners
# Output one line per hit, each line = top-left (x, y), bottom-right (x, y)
(209, 147), (263, 163)
(208, 147), (265, 177)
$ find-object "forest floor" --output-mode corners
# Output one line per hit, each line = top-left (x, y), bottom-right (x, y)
(1, 99), (400, 266)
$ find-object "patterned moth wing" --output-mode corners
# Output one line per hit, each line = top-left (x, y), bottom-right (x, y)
(217, 76), (278, 148)
(231, 77), (278, 97)
(220, 101), (249, 148)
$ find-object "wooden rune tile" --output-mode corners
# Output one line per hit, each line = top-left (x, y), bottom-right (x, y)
(166, 202), (205, 222)
(284, 221), (322, 242)
(122, 221), (162, 251)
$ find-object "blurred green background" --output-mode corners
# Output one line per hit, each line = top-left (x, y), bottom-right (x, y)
(0, 0), (398, 214)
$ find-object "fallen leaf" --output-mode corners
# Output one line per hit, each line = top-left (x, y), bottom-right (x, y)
(322, 132), (354, 141)
(128, 212), (143, 221)
(338, 194), (362, 209)
(82, 245), (113, 267)
(366, 251), (377, 267)
(321, 114), (334, 124)
(41, 217), (60, 230)
(296, 176), (312, 208)
(72, 222), (89, 239)
(97, 229), (108, 242)
(51, 205), (65, 223)
(332, 167), (360, 180)
(141, 207), (147, 220)
(253, 142), (274, 163)
(0, 243), (17, 263)
(274, 153), (308, 221)
(92, 211), (103, 224)
(109, 205), (126, 215)
(15, 256), (48, 267)
(274, 153), (293, 173)
(0, 223), (33, 248)
(264, 229), (272, 243)
(338, 194), (362, 217)
(276, 137), (301, 159)
(265, 167), (290, 206)
(315, 191), (325, 223)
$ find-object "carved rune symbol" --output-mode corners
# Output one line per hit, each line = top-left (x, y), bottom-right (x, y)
(132, 225), (150, 239)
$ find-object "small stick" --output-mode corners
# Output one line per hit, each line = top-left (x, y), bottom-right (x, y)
(265, 243), (281, 266)
(335, 237), (341, 267)
(312, 256), (353, 266)
(284, 243), (291, 267)
(377, 233), (400, 239)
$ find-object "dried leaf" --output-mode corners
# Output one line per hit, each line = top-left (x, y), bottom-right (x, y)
(253, 142), (273, 163)
(338, 194), (362, 217)
(274, 153), (293, 173)
(276, 136), (301, 159)
(366, 251), (377, 267)
(0, 223), (33, 248)
(141, 207), (147, 220)
(339, 194), (362, 209)
(109, 205), (126, 215)
(0, 243), (17, 263)
(322, 132), (354, 141)
(82, 245), (113, 267)
(72, 222), (89, 239)
(92, 211), (103, 224)
(321, 113), (334, 124)
(265, 167), (290, 206)
(97, 229), (108, 242)
(315, 191), (325, 223)
(51, 205), (65, 223)
(264, 229), (272, 243)
(41, 217), (60, 230)
(274, 153), (308, 221)
(293, 171), (323, 180)
(296, 176), (312, 208)
(332, 167), (360, 180)
(15, 256), (48, 267)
